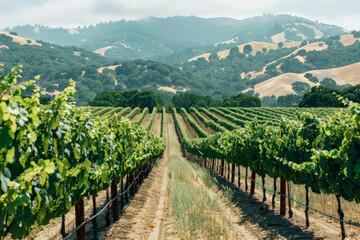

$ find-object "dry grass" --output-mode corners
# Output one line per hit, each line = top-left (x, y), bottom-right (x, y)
(340, 34), (360, 46)
(167, 155), (237, 240)
(214, 37), (238, 47)
(0, 31), (42, 46)
(97, 64), (122, 73)
(250, 61), (360, 97)
(188, 53), (211, 62)
(228, 165), (360, 227)
(271, 32), (286, 43)
(158, 86), (189, 94)
(94, 46), (115, 56)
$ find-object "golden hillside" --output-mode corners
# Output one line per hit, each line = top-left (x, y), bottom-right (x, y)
(245, 62), (360, 97)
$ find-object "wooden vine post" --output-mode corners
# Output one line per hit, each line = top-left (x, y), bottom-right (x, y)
(272, 178), (277, 209)
(288, 182), (293, 218)
(218, 159), (221, 174)
(106, 188), (111, 227)
(231, 163), (235, 183)
(220, 159), (225, 176)
(138, 167), (143, 184)
(120, 178), (124, 210)
(148, 160), (152, 172)
(250, 171), (256, 195)
(60, 215), (66, 238)
(111, 181), (120, 221)
(125, 175), (129, 202)
(75, 199), (86, 240)
(280, 131), (286, 215)
(262, 176), (266, 202)
(92, 196), (97, 228)
(305, 185), (310, 227)
(130, 173), (136, 196)
(336, 195), (346, 240)
(227, 162), (231, 180)
(217, 159), (220, 174)
(238, 166), (241, 187)
(245, 167), (248, 192)
(280, 176), (286, 215)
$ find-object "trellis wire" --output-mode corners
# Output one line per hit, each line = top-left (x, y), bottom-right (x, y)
(215, 161), (360, 228)
(63, 157), (157, 240)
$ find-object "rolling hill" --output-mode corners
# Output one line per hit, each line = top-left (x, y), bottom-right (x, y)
(159, 14), (347, 64)
(181, 32), (360, 98)
(2, 15), (357, 103)
(244, 62), (360, 97)
(0, 32), (217, 105)
(6, 15), (346, 62)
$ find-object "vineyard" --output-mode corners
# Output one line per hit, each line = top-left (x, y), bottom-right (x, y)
(0, 69), (166, 239)
(1, 69), (360, 239)
(172, 105), (360, 239)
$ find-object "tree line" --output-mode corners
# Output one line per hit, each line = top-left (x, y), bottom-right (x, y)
(89, 91), (262, 110)
(261, 84), (360, 107)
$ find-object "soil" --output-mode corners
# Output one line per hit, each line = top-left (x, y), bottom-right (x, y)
(190, 112), (214, 134)
(140, 114), (150, 127)
(150, 113), (162, 137)
(102, 113), (177, 240)
(131, 113), (141, 122)
(209, 110), (236, 124)
(180, 113), (199, 138)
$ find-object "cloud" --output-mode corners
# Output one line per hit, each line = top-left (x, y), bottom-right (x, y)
(0, 0), (359, 30)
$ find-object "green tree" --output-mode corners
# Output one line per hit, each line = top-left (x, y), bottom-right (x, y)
(291, 81), (310, 95)
(298, 86), (342, 107)
(277, 94), (302, 107)
(243, 44), (253, 54)
(223, 93), (261, 107)
(320, 77), (337, 89)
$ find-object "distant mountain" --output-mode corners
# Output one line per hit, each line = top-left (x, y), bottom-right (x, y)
(0, 32), (217, 105)
(5, 16), (244, 60)
(6, 15), (346, 62)
(160, 14), (347, 63)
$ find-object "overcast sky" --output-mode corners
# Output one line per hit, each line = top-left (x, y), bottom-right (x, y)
(1, 0), (359, 30)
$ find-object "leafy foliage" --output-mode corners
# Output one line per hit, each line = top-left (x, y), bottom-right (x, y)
(176, 105), (360, 206)
(299, 85), (360, 107)
(304, 73), (319, 83)
(88, 90), (165, 109)
(277, 94), (302, 107)
(172, 93), (222, 111)
(0, 67), (165, 238)
(291, 81), (310, 95)
(223, 93), (261, 107)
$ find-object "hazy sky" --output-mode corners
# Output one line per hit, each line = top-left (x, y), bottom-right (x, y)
(1, 0), (359, 30)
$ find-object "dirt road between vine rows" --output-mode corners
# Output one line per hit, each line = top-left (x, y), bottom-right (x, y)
(102, 114), (177, 240)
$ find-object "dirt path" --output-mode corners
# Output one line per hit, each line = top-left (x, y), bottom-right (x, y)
(190, 112), (214, 134)
(150, 113), (162, 138)
(103, 113), (177, 240)
(167, 114), (259, 239)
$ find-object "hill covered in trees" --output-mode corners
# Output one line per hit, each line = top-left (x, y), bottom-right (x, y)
(2, 15), (358, 105)
(0, 32), (218, 105)
(180, 32), (360, 99)
(7, 15), (345, 62)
